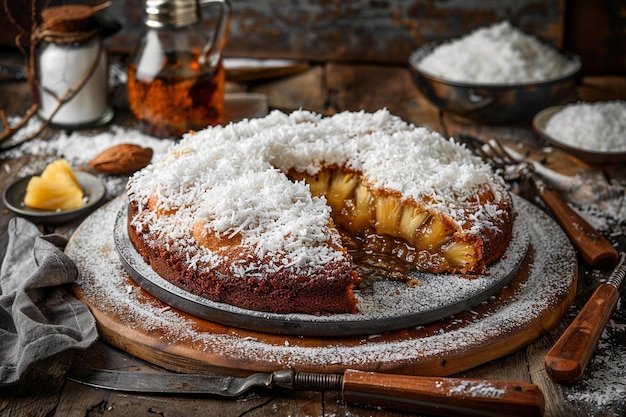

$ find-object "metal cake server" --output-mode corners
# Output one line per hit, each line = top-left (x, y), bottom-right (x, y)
(545, 251), (626, 384)
(67, 367), (545, 417)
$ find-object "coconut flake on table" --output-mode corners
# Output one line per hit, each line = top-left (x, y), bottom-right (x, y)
(3, 118), (172, 164)
(2, 116), (174, 198)
(544, 101), (626, 152)
(416, 21), (577, 84)
(564, 302), (626, 410)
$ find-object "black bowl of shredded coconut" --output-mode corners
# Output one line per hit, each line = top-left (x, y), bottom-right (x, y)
(408, 22), (581, 124)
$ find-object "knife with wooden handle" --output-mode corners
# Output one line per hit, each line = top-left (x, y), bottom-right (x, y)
(545, 251), (626, 384)
(67, 367), (545, 417)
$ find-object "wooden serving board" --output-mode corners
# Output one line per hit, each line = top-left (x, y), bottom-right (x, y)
(67, 196), (577, 377)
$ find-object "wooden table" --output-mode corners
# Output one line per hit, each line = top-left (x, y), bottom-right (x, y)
(1, 54), (625, 416)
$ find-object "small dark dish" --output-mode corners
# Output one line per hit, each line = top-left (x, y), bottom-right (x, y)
(3, 171), (106, 224)
(533, 105), (626, 167)
(408, 42), (581, 124)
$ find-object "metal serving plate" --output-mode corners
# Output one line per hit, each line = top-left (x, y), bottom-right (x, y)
(114, 197), (529, 337)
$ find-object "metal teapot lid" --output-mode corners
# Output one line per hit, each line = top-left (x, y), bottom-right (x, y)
(144, 0), (199, 28)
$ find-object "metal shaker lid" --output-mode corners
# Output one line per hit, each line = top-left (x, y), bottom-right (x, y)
(144, 0), (199, 28)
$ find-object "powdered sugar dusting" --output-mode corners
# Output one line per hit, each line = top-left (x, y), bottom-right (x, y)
(66, 194), (575, 373)
(563, 300), (626, 412)
(448, 380), (506, 398)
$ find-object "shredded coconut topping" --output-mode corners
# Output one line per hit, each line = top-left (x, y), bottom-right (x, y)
(544, 100), (626, 152)
(127, 109), (508, 278)
(416, 21), (578, 84)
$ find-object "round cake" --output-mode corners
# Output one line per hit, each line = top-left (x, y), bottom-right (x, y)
(126, 109), (513, 314)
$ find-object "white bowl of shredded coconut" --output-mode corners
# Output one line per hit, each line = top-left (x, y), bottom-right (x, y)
(533, 101), (626, 166)
(408, 21), (580, 123)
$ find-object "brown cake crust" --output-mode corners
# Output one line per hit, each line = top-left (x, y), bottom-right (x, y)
(127, 200), (359, 314)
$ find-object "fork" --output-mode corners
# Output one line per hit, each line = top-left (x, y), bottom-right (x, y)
(476, 139), (625, 205)
(458, 133), (618, 269)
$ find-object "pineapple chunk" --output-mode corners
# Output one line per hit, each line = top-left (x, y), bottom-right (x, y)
(374, 194), (402, 236)
(306, 170), (332, 197)
(350, 182), (373, 231)
(41, 159), (82, 189)
(24, 159), (85, 210)
(415, 216), (454, 250)
(444, 242), (477, 269)
(398, 206), (429, 243)
(327, 171), (359, 212)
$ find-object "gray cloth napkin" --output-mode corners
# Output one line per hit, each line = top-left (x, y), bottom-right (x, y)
(0, 217), (97, 385)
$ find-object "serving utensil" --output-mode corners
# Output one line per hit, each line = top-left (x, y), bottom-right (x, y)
(458, 133), (618, 269)
(545, 252), (626, 384)
(474, 137), (625, 205)
(67, 367), (545, 417)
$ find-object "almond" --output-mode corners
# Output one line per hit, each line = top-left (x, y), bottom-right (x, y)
(88, 144), (153, 175)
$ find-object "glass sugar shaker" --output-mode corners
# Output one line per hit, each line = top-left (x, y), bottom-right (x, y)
(34, 5), (114, 128)
(127, 0), (231, 139)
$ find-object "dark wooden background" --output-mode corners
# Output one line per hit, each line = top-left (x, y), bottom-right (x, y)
(1, 0), (625, 75)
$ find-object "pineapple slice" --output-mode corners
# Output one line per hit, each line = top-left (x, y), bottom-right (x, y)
(24, 159), (85, 210)
(443, 241), (477, 270)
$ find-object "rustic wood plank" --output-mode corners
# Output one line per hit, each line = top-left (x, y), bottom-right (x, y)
(0, 81), (33, 126)
(203, 0), (566, 63)
(101, 0), (566, 65)
(5, 0), (626, 75)
(324, 390), (410, 417)
(577, 76), (626, 101)
(56, 382), (312, 417)
(0, 351), (75, 417)
(526, 326), (580, 417)
(565, 0), (626, 74)
(250, 65), (327, 114)
(325, 63), (442, 130)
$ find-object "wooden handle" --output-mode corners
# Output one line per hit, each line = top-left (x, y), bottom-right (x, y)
(342, 370), (545, 417)
(544, 283), (619, 384)
(538, 187), (617, 268)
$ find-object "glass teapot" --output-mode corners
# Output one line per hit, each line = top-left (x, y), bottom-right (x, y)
(127, 0), (231, 138)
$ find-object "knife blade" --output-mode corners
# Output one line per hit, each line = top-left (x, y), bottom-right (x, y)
(67, 367), (545, 417)
(545, 251), (626, 384)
